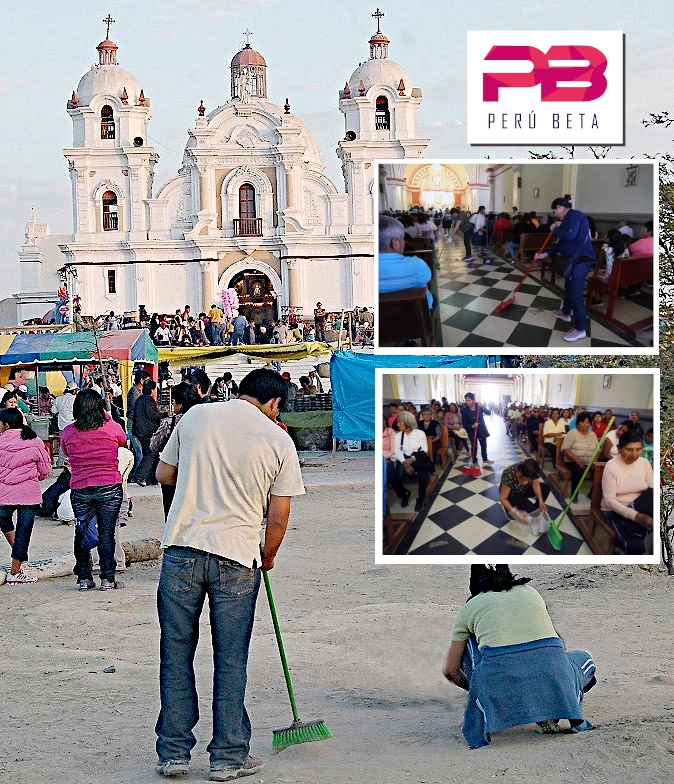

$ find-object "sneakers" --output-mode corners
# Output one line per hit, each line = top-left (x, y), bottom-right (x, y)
(99, 579), (123, 591)
(483, 459), (495, 465)
(5, 570), (38, 585)
(156, 759), (190, 778)
(563, 328), (587, 342)
(78, 578), (96, 591)
(551, 309), (572, 322)
(209, 756), (264, 781)
(460, 255), (473, 262)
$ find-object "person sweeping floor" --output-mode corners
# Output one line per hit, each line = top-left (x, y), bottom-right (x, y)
(462, 393), (493, 470)
(154, 369), (306, 781)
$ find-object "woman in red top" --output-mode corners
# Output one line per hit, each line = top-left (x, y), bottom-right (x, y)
(0, 409), (52, 584)
(60, 390), (127, 591)
(591, 411), (607, 439)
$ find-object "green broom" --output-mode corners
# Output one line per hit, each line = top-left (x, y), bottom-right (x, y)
(548, 416), (615, 550)
(262, 569), (332, 752)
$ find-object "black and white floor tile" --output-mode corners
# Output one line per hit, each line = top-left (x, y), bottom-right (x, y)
(433, 236), (652, 349)
(391, 415), (593, 557)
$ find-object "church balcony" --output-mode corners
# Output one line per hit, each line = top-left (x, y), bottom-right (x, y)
(233, 218), (263, 237)
(103, 213), (119, 231)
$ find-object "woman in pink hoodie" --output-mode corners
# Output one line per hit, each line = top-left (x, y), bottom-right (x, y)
(0, 408), (52, 584)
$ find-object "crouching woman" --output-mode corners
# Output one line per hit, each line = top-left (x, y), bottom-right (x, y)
(443, 565), (596, 748)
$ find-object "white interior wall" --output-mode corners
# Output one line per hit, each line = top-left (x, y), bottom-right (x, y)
(578, 374), (653, 409)
(574, 164), (654, 215)
(547, 374), (579, 407)
(382, 375), (395, 401)
(519, 165), (564, 214)
(492, 167), (515, 212)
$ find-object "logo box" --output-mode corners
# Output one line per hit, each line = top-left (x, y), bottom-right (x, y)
(467, 31), (624, 145)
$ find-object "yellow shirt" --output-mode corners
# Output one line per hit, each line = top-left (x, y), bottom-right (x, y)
(208, 307), (223, 324)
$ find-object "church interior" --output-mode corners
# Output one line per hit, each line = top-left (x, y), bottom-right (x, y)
(377, 162), (655, 349)
(381, 370), (655, 557)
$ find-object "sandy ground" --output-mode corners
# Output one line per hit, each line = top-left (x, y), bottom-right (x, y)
(0, 455), (673, 783)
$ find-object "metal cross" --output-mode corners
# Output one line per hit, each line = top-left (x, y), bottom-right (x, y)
(103, 14), (115, 38)
(242, 28), (253, 47)
(372, 8), (385, 33)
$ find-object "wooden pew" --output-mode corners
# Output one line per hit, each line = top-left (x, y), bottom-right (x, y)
(516, 232), (551, 266)
(585, 253), (653, 338)
(572, 463), (617, 555)
(536, 424), (553, 470)
(549, 435), (571, 498)
(539, 237), (605, 287)
(404, 237), (434, 275)
(379, 287), (435, 347)
(497, 228), (513, 254)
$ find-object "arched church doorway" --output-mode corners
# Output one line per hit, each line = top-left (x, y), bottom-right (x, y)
(228, 269), (278, 323)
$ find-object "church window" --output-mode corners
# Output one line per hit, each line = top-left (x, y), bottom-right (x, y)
(107, 270), (117, 294)
(101, 105), (115, 139)
(102, 191), (119, 231)
(375, 95), (390, 130)
(234, 183), (261, 236)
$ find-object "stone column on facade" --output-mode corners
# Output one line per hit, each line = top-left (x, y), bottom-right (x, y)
(199, 169), (210, 215)
(286, 164), (298, 211)
(200, 259), (217, 312)
(286, 259), (302, 308)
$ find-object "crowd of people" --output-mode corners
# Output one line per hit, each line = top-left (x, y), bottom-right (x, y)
(94, 302), (375, 348)
(383, 395), (654, 554)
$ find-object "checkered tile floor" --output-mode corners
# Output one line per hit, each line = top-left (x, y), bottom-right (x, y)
(434, 235), (652, 348)
(392, 415), (593, 557)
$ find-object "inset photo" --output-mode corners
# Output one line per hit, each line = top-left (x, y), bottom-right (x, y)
(376, 160), (657, 354)
(376, 368), (659, 563)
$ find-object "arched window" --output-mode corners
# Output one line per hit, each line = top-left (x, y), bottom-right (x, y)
(101, 105), (115, 139)
(102, 191), (119, 231)
(235, 183), (261, 236)
(375, 95), (390, 130)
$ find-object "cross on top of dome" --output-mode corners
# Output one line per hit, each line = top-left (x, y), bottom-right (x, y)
(372, 8), (384, 33)
(103, 14), (115, 39)
(369, 8), (389, 59)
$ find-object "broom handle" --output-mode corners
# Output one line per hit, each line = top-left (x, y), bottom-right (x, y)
(512, 231), (555, 295)
(262, 569), (301, 722)
(554, 416), (615, 527)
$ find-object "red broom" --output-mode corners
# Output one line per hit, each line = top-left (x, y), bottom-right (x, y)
(461, 404), (482, 476)
(494, 230), (555, 313)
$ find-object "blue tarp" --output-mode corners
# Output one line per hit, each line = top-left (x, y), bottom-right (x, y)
(330, 352), (490, 441)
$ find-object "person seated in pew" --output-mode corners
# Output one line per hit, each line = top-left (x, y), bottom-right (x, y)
(443, 565), (596, 749)
(526, 406), (545, 454)
(535, 214), (551, 234)
(601, 421), (630, 461)
(418, 407), (441, 463)
(389, 411), (434, 513)
(628, 410), (645, 437)
(378, 216), (434, 311)
(591, 411), (607, 438)
(499, 457), (550, 524)
(561, 412), (599, 499)
(387, 401), (400, 429)
(601, 430), (654, 555)
(642, 428), (654, 465)
(627, 220), (653, 256)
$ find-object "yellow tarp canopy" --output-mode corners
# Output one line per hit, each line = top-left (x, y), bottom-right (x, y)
(158, 342), (333, 364)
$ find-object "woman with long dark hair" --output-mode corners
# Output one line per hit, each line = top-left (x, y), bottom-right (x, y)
(499, 457), (549, 522)
(462, 393), (493, 468)
(0, 409), (52, 583)
(150, 382), (201, 520)
(443, 565), (596, 748)
(534, 197), (597, 342)
(60, 389), (127, 591)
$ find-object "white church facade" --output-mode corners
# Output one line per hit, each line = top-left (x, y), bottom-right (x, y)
(14, 12), (428, 324)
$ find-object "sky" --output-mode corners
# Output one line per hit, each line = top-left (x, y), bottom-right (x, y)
(1, 0), (672, 302)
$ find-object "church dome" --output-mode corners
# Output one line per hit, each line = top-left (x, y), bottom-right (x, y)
(231, 45), (266, 68)
(348, 57), (411, 97)
(76, 64), (142, 107)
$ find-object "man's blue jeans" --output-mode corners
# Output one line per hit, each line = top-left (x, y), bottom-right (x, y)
(71, 483), (123, 582)
(231, 329), (246, 346)
(561, 259), (592, 331)
(156, 546), (261, 768)
(127, 434), (143, 481)
(507, 241), (519, 260)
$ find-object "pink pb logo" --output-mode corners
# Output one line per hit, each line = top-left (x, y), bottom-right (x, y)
(483, 46), (608, 102)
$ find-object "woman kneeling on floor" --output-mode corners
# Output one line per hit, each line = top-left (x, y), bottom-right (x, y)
(388, 411), (434, 513)
(499, 457), (549, 524)
(601, 430), (654, 555)
(443, 565), (596, 748)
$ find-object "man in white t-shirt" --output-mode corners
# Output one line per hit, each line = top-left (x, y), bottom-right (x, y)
(154, 368), (305, 781)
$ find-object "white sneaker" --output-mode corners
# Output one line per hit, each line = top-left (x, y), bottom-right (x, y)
(209, 756), (264, 781)
(5, 570), (38, 584)
(156, 759), (190, 778)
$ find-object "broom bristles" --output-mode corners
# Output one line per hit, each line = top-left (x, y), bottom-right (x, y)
(272, 719), (332, 752)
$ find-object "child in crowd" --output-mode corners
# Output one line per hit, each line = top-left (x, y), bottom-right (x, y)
(642, 429), (654, 465)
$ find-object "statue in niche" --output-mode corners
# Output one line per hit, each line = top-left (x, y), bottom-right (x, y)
(237, 67), (252, 104)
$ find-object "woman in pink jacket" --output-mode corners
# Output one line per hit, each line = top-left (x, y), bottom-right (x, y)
(0, 408), (52, 584)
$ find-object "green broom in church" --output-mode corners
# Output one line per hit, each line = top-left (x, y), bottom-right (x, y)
(263, 570), (332, 751)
